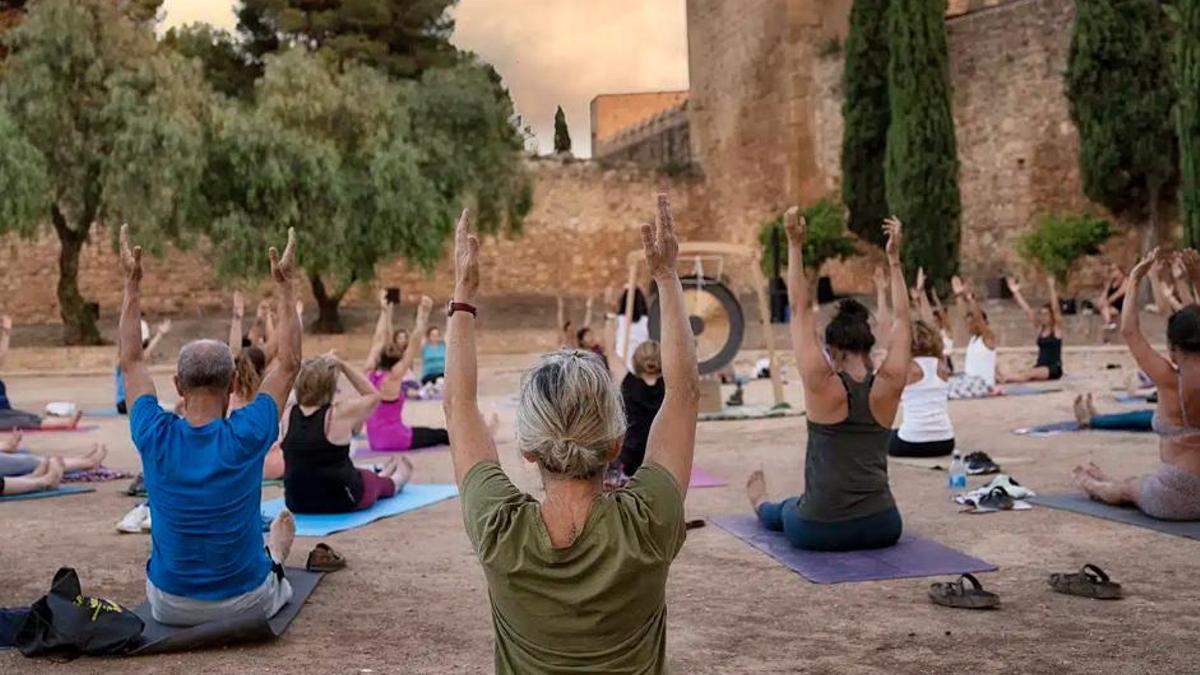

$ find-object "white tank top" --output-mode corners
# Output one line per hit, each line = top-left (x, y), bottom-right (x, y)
(964, 335), (997, 387)
(898, 357), (954, 443)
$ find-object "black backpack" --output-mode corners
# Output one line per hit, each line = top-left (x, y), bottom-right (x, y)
(16, 567), (144, 659)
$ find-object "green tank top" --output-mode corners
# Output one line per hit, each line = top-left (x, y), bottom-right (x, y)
(796, 371), (896, 522)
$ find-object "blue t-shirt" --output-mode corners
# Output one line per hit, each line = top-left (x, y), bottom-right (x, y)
(114, 366), (126, 406)
(421, 342), (446, 379)
(130, 393), (279, 601)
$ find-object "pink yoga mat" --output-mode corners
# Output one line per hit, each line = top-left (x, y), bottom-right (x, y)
(689, 467), (729, 488)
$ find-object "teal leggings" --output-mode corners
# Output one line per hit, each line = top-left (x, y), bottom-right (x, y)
(756, 498), (903, 551)
(1090, 409), (1153, 432)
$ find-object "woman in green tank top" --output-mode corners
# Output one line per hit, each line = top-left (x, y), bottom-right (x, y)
(746, 211), (910, 551)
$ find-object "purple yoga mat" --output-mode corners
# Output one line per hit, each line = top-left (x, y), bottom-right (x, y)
(710, 515), (997, 584)
(689, 467), (729, 488)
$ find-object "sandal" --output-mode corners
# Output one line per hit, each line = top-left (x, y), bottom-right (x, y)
(1049, 564), (1123, 600)
(928, 574), (1000, 609)
(977, 487), (1015, 511)
(306, 543), (347, 573)
(685, 518), (706, 530)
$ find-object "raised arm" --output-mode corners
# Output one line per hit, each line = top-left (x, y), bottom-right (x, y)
(118, 225), (157, 405)
(583, 295), (594, 332)
(913, 267), (935, 326)
(642, 194), (701, 494)
(873, 266), (892, 340)
(1122, 249), (1175, 386)
(144, 319), (171, 357)
(229, 291), (245, 350)
(785, 207), (837, 388)
(392, 296), (432, 377)
(1006, 276), (1037, 327)
(257, 229), (302, 414)
(1047, 275), (1063, 334)
(444, 209), (498, 485)
(956, 277), (997, 348)
(0, 315), (10, 370)
(1181, 250), (1200, 305)
(327, 353), (381, 432)
(363, 291), (393, 372)
(872, 218), (912, 404)
(556, 295), (572, 348)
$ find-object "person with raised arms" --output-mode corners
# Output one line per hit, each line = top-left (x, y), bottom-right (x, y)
(446, 195), (700, 673)
(1074, 249), (1200, 521)
(121, 224), (302, 626)
(1000, 274), (1064, 383)
(747, 212), (909, 551)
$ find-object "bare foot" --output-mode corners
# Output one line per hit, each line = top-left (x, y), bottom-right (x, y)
(85, 444), (108, 470)
(1086, 461), (1110, 481)
(30, 457), (50, 478)
(391, 457), (414, 492)
(1073, 395), (1090, 429)
(746, 470), (768, 511)
(2, 431), (22, 453)
(267, 509), (295, 564)
(1086, 393), (1098, 419)
(379, 457), (399, 479)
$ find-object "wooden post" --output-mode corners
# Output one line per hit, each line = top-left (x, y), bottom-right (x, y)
(622, 256), (639, 365)
(750, 250), (787, 408)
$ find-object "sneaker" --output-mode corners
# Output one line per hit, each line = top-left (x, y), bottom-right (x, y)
(124, 473), (147, 497)
(981, 474), (1035, 501)
(726, 385), (744, 408)
(117, 503), (151, 534)
(964, 451), (1000, 475)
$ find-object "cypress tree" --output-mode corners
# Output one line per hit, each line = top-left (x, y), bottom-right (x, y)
(1066, 0), (1176, 250)
(841, 0), (891, 247)
(554, 105), (572, 155)
(884, 0), (961, 287)
(1178, 1), (1200, 247)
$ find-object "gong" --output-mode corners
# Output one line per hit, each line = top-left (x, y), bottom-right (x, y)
(647, 276), (745, 375)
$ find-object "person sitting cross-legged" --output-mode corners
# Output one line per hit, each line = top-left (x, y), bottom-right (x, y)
(447, 196), (701, 673)
(120, 225), (303, 627)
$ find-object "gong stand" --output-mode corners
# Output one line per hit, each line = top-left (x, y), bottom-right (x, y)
(622, 242), (787, 409)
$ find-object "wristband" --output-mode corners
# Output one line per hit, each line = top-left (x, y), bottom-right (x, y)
(447, 301), (477, 317)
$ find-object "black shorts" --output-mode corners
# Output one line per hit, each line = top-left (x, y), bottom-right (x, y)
(888, 432), (955, 458)
(1042, 364), (1063, 381)
(116, 400), (128, 415)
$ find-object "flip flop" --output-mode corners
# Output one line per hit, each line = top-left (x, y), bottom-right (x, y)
(306, 543), (347, 573)
(977, 487), (1015, 511)
(928, 573), (1000, 609)
(1049, 564), (1123, 600)
(685, 518), (706, 530)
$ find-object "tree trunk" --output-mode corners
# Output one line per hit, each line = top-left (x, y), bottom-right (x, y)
(51, 205), (102, 345)
(310, 274), (345, 334)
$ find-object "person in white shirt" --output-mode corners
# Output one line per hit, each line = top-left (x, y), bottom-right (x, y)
(890, 321), (955, 457)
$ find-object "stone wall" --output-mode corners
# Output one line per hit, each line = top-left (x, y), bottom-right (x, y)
(592, 101), (692, 168)
(0, 160), (702, 324)
(589, 91), (689, 152)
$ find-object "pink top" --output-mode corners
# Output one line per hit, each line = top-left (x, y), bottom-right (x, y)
(366, 370), (413, 452)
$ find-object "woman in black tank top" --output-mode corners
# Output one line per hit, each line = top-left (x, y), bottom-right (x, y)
(282, 355), (413, 514)
(744, 214), (909, 552)
(1001, 276), (1065, 383)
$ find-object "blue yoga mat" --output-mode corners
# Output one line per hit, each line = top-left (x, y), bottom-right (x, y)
(1012, 420), (1144, 436)
(261, 483), (459, 536)
(1001, 386), (1063, 397)
(1029, 494), (1200, 541)
(0, 485), (95, 502)
(84, 407), (123, 418)
(1113, 393), (1150, 404)
(710, 515), (997, 584)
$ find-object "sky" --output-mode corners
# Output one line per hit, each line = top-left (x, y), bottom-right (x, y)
(159, 1), (690, 157)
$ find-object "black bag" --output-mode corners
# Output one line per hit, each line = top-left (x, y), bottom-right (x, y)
(16, 567), (144, 659)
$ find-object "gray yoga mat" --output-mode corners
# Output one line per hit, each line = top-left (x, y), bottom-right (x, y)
(711, 515), (997, 584)
(0, 485), (95, 502)
(129, 567), (323, 655)
(1029, 494), (1200, 541)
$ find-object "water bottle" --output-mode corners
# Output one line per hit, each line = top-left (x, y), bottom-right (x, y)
(948, 452), (967, 490)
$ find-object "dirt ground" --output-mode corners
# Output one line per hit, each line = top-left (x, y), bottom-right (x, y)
(2, 355), (1198, 674)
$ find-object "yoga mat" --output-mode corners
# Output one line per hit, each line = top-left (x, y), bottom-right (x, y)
(84, 407), (123, 418)
(261, 483), (459, 536)
(63, 467), (134, 483)
(889, 455), (1033, 471)
(1011, 421), (1141, 436)
(129, 567), (323, 655)
(689, 467), (728, 488)
(3, 425), (100, 434)
(351, 444), (449, 459)
(698, 406), (803, 422)
(998, 386), (1063, 397)
(1113, 393), (1154, 404)
(1029, 494), (1200, 541)
(0, 485), (95, 502)
(710, 515), (997, 584)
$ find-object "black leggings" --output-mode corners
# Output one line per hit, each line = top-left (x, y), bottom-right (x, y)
(411, 427), (449, 450)
(888, 432), (955, 458)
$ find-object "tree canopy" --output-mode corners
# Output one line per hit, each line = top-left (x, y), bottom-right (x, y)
(840, 0), (891, 247)
(1175, 1), (1200, 247)
(554, 105), (571, 154)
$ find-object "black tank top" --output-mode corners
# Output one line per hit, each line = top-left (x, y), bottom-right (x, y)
(282, 405), (363, 513)
(1035, 331), (1062, 368)
(797, 372), (895, 522)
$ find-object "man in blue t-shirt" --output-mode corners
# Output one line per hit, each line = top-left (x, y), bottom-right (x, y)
(119, 225), (303, 626)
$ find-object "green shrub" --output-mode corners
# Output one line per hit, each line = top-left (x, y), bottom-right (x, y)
(1017, 214), (1113, 283)
(759, 198), (858, 276)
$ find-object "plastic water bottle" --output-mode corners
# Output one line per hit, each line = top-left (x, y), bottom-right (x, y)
(948, 452), (967, 490)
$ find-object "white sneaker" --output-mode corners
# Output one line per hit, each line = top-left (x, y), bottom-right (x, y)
(117, 503), (151, 534)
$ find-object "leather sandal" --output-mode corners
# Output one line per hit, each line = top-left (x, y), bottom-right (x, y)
(306, 543), (347, 573)
(1049, 564), (1123, 600)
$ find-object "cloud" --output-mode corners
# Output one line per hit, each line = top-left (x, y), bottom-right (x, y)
(159, 0), (688, 157)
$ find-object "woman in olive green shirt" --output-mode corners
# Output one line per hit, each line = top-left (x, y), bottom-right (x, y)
(443, 196), (701, 674)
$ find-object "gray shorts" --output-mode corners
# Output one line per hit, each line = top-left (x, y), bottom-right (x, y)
(0, 451), (41, 477)
(146, 566), (293, 627)
(1138, 464), (1200, 521)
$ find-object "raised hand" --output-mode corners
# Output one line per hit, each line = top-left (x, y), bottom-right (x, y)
(379, 290), (390, 309)
(1005, 276), (1021, 295)
(233, 291), (245, 319)
(951, 276), (966, 297)
(269, 228), (298, 285)
(642, 194), (681, 279)
(155, 319), (172, 336)
(883, 216), (903, 264)
(119, 224), (143, 285)
(453, 209), (480, 303)
(1, 315), (11, 332)
(418, 295), (434, 316)
(1130, 247), (1160, 282)
(783, 206), (805, 248)
(915, 267), (926, 291)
